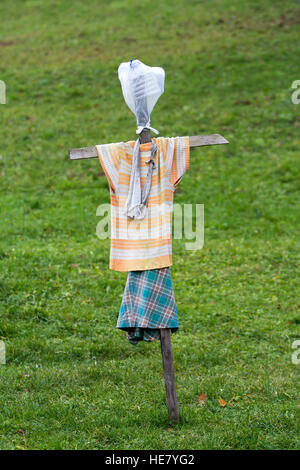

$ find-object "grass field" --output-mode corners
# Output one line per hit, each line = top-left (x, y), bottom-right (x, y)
(0, 0), (299, 450)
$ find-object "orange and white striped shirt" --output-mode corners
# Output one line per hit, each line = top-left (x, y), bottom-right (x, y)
(97, 136), (189, 271)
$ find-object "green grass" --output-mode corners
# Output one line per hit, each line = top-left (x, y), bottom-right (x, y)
(0, 0), (299, 450)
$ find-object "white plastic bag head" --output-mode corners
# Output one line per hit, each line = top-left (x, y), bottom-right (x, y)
(118, 59), (165, 134)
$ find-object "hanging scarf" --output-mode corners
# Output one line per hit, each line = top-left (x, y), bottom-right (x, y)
(123, 136), (158, 220)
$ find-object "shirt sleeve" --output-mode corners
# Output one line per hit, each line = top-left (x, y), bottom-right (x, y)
(96, 143), (121, 193)
(168, 136), (190, 188)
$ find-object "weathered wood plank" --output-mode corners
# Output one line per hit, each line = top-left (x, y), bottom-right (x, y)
(189, 134), (229, 148)
(69, 134), (228, 160)
(139, 128), (151, 144)
(160, 329), (180, 424)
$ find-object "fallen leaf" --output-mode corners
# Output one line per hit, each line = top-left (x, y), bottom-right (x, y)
(198, 393), (207, 405)
(218, 398), (227, 407)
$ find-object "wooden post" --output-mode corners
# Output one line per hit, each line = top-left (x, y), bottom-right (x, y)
(140, 130), (180, 423)
(160, 329), (179, 423)
(139, 128), (151, 144)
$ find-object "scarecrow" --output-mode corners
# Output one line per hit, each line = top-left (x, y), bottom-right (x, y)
(69, 59), (228, 422)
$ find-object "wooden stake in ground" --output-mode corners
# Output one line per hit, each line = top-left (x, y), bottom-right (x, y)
(69, 129), (228, 423)
(160, 329), (179, 423)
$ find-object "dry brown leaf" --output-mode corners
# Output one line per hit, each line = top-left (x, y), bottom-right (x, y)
(198, 393), (207, 405)
(218, 398), (227, 407)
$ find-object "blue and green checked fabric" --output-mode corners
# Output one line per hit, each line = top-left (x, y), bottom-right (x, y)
(118, 267), (178, 345)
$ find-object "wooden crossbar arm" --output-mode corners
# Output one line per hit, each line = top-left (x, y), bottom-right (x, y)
(69, 134), (229, 160)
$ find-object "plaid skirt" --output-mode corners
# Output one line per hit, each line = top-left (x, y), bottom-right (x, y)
(117, 267), (178, 345)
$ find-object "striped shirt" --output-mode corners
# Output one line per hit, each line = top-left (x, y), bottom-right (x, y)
(97, 136), (189, 271)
